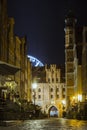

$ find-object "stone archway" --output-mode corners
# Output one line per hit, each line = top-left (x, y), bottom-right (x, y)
(49, 106), (58, 117)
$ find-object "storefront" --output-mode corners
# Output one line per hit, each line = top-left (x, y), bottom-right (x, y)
(0, 61), (20, 100)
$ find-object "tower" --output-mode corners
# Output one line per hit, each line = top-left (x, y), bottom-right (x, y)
(64, 11), (77, 107)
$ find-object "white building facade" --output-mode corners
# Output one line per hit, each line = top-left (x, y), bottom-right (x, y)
(32, 64), (66, 117)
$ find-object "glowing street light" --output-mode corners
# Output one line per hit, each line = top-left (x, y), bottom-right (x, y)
(32, 83), (37, 90)
(32, 83), (37, 106)
(78, 94), (82, 102)
(62, 100), (66, 105)
(62, 100), (66, 110)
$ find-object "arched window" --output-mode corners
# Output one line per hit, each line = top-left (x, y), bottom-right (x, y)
(51, 88), (53, 92)
(56, 88), (59, 92)
(62, 88), (65, 92)
(38, 95), (41, 99)
(38, 88), (41, 92)
(51, 95), (53, 98)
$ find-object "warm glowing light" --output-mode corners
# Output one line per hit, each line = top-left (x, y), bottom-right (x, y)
(4, 81), (17, 90)
(62, 100), (66, 105)
(51, 101), (55, 104)
(78, 94), (82, 102)
(32, 83), (37, 89)
(72, 96), (75, 99)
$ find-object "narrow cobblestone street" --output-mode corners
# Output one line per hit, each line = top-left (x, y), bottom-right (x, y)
(0, 118), (87, 130)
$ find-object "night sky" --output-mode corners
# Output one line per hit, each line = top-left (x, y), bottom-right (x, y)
(7, 0), (87, 65)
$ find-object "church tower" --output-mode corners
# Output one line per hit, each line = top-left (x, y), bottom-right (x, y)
(64, 11), (77, 107)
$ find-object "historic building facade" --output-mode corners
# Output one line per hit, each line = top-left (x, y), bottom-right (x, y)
(2, 0), (87, 117)
(32, 64), (66, 117)
(82, 27), (87, 101)
(0, 0), (31, 102)
(64, 11), (87, 110)
(64, 11), (78, 107)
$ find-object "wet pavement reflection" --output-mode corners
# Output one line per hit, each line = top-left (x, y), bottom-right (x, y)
(19, 118), (87, 130)
(1, 118), (87, 130)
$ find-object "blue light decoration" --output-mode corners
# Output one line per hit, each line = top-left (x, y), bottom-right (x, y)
(27, 55), (44, 67)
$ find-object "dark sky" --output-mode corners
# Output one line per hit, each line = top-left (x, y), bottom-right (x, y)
(7, 0), (87, 65)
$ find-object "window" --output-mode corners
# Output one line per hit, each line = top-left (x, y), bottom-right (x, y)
(62, 88), (65, 92)
(56, 88), (59, 92)
(56, 78), (58, 82)
(63, 95), (65, 98)
(48, 78), (50, 82)
(69, 37), (73, 44)
(51, 88), (53, 92)
(69, 30), (73, 34)
(57, 95), (59, 98)
(38, 95), (41, 99)
(52, 78), (54, 82)
(38, 88), (41, 92)
(51, 95), (53, 98)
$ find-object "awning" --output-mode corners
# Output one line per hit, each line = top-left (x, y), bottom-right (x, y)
(0, 61), (20, 75)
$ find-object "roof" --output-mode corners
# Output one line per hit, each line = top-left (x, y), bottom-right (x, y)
(0, 61), (20, 75)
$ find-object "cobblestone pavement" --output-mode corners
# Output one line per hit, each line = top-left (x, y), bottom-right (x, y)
(0, 118), (87, 130)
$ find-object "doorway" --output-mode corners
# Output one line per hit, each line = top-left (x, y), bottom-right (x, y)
(49, 106), (58, 117)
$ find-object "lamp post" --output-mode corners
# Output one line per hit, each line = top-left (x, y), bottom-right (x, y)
(32, 83), (37, 107)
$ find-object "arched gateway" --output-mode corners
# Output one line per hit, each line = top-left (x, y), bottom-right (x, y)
(43, 103), (64, 118)
(49, 106), (58, 117)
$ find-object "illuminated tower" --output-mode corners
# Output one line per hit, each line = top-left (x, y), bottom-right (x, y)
(64, 11), (77, 107)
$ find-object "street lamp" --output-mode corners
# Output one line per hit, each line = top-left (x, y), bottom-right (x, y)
(78, 94), (82, 102)
(62, 100), (66, 105)
(32, 83), (37, 106)
(62, 100), (66, 117)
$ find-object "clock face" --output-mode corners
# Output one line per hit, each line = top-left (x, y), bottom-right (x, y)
(27, 55), (44, 67)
